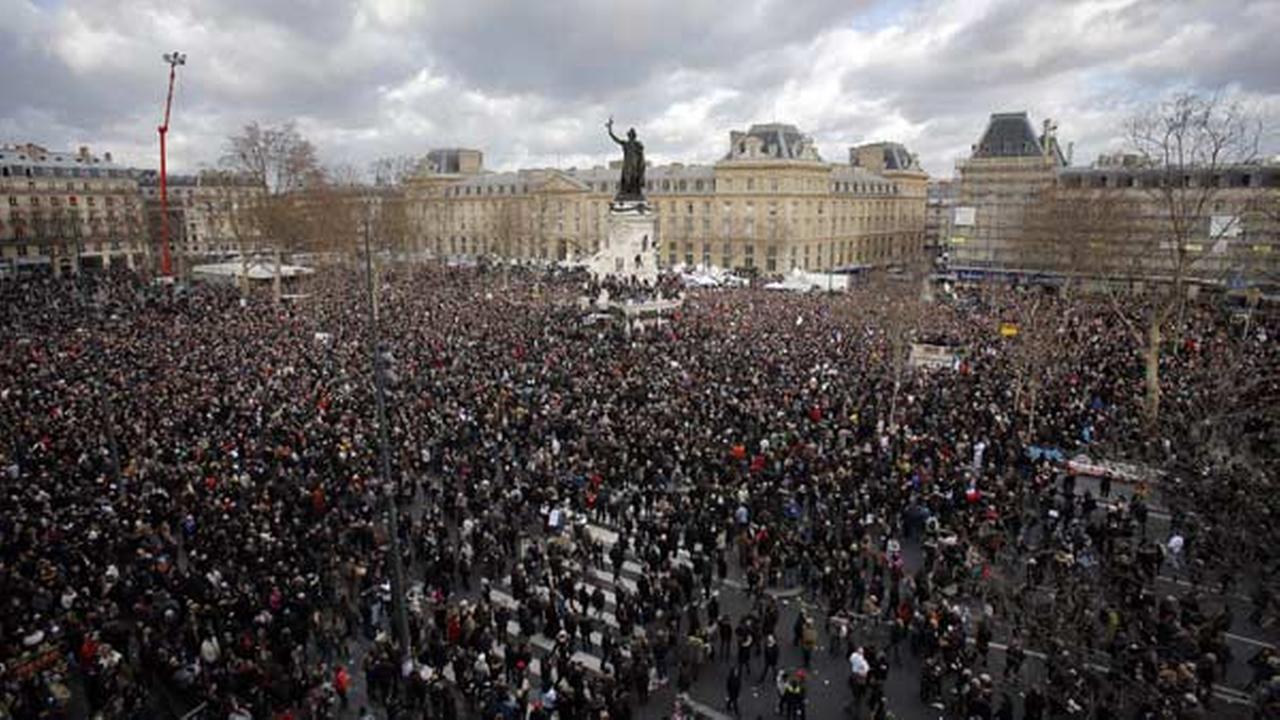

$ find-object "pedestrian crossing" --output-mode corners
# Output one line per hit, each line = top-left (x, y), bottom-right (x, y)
(456, 518), (660, 688)
(417, 513), (761, 709)
(473, 515), (737, 693)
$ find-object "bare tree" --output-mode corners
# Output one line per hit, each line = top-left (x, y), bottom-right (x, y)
(369, 156), (424, 188)
(327, 163), (365, 188)
(221, 121), (324, 300)
(489, 199), (523, 288)
(997, 288), (1060, 441)
(1025, 182), (1136, 297)
(865, 270), (929, 432)
(1084, 93), (1264, 424)
(369, 189), (412, 261)
(224, 121), (322, 195)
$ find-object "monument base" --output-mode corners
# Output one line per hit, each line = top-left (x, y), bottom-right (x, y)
(588, 202), (658, 286)
(609, 199), (650, 215)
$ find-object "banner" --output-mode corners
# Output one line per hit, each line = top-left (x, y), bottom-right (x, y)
(909, 343), (959, 370)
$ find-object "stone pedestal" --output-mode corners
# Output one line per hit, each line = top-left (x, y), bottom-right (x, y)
(588, 201), (658, 285)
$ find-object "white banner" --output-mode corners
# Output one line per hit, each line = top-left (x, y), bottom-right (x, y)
(909, 343), (959, 370)
(954, 206), (976, 227)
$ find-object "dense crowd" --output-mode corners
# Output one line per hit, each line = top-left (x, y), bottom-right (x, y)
(0, 266), (1276, 720)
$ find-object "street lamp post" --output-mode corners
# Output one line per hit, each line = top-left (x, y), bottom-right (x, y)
(157, 51), (186, 279)
(361, 198), (413, 674)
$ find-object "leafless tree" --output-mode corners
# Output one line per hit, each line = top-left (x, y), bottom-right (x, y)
(221, 121), (324, 300)
(369, 190), (413, 261)
(998, 288), (1060, 441)
(369, 155), (425, 188)
(224, 121), (322, 195)
(1081, 93), (1264, 424)
(863, 270), (929, 432)
(488, 199), (524, 288)
(1025, 182), (1136, 297)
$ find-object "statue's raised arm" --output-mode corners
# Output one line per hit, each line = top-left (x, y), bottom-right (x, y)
(606, 117), (624, 146)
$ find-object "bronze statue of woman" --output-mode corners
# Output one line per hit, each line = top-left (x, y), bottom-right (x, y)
(606, 117), (646, 202)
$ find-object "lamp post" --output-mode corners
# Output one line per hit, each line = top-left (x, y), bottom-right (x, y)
(157, 51), (186, 279)
(361, 197), (413, 674)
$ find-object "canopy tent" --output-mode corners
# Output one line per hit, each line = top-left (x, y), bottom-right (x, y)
(763, 269), (850, 293)
(190, 260), (315, 283)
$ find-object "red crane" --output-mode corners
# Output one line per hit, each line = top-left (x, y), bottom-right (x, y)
(157, 51), (186, 279)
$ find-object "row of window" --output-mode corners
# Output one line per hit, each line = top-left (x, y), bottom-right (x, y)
(1, 241), (133, 256)
(662, 235), (921, 267)
(1, 165), (130, 179)
(444, 175), (904, 198)
(437, 196), (917, 221)
(425, 230), (922, 267)
(1059, 170), (1279, 190)
(6, 194), (116, 207)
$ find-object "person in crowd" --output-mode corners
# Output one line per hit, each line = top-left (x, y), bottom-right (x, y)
(0, 266), (1274, 720)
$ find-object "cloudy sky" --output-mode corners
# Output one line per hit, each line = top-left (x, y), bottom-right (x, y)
(3, 0), (1278, 177)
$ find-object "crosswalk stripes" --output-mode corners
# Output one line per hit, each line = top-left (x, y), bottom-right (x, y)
(457, 518), (659, 689)
(425, 516), (741, 698)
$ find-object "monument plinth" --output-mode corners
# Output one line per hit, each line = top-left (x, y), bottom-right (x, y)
(590, 201), (658, 285)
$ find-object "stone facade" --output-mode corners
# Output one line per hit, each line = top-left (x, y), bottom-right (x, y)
(1048, 160), (1280, 287)
(405, 124), (928, 275)
(137, 170), (265, 267)
(952, 113), (1066, 274)
(952, 113), (1280, 287)
(0, 144), (147, 277)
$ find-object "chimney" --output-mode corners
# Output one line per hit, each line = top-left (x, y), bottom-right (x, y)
(104, 151), (113, 164)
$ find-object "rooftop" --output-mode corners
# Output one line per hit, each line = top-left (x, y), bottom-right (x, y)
(971, 112), (1046, 159)
(725, 123), (823, 162)
(0, 143), (131, 178)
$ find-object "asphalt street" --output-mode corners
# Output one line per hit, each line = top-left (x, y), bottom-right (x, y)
(210, 463), (1272, 720)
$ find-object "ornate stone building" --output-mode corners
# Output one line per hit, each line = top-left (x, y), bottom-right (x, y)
(952, 113), (1280, 288)
(952, 112), (1067, 276)
(405, 124), (928, 274)
(136, 170), (264, 268)
(0, 144), (147, 277)
(1049, 159), (1280, 288)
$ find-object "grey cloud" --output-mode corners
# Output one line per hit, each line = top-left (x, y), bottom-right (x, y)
(414, 0), (869, 99)
(1, 0), (1277, 177)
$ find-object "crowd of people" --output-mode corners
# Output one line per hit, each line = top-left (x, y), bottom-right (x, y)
(0, 265), (1276, 720)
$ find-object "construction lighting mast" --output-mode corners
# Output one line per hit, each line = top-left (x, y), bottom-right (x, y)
(157, 51), (186, 279)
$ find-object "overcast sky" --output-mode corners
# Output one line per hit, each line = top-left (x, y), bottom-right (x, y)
(3, 0), (1278, 178)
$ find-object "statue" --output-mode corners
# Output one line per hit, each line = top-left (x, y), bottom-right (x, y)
(606, 117), (646, 203)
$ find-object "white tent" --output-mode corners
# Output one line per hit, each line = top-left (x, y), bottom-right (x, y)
(764, 269), (849, 293)
(680, 265), (747, 289)
(191, 260), (315, 283)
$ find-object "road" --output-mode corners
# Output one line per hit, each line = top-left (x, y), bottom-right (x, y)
(254, 472), (1276, 720)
